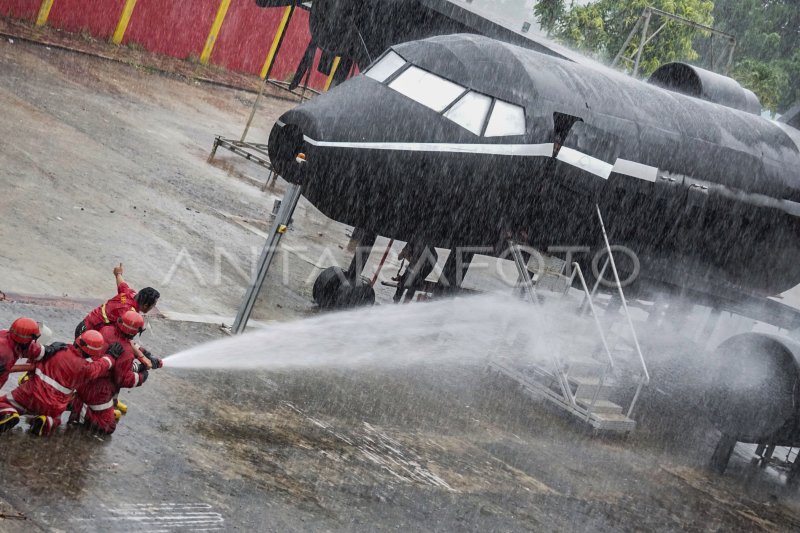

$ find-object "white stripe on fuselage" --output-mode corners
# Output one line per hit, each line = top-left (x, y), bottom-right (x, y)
(301, 135), (663, 182)
(284, 127), (800, 216)
(556, 146), (614, 180)
(303, 136), (555, 157)
(611, 158), (659, 182)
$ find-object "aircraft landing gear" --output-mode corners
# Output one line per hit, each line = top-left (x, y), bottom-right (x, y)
(313, 230), (376, 309)
(431, 248), (474, 297)
(710, 433), (737, 474)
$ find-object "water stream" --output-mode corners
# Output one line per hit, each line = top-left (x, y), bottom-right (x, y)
(166, 293), (594, 371)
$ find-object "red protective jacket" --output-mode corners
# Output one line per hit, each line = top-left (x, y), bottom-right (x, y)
(74, 326), (146, 412)
(0, 330), (44, 389)
(72, 377), (119, 417)
(18, 345), (114, 414)
(82, 282), (139, 330)
(98, 325), (143, 389)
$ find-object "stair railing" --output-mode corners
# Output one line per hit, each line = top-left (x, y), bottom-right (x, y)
(595, 205), (650, 418)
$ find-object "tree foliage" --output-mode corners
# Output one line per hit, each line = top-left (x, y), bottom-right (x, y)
(704, 0), (800, 112)
(533, 0), (566, 36)
(536, 0), (714, 76)
(731, 59), (789, 112)
(534, 0), (799, 112)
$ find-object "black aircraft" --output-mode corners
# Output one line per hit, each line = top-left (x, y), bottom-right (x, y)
(270, 33), (800, 299)
(267, 32), (800, 467)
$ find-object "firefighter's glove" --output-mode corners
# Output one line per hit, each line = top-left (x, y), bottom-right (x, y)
(43, 342), (69, 361)
(106, 342), (124, 359)
(138, 369), (149, 385)
(139, 347), (161, 369)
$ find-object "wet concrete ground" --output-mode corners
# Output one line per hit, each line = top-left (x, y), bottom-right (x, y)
(2, 302), (800, 532)
(2, 36), (800, 532)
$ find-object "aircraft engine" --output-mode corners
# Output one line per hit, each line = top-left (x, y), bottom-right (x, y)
(702, 332), (800, 444)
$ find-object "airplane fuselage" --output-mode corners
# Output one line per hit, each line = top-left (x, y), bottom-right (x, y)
(269, 34), (800, 300)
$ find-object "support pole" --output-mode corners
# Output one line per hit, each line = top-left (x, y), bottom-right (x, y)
(323, 56), (341, 92)
(240, 77), (268, 143)
(370, 239), (394, 287)
(433, 248), (474, 296)
(595, 205), (649, 390)
(232, 183), (302, 334)
(632, 8), (652, 78)
(112, 0), (139, 45)
(301, 61), (313, 101)
(710, 32), (715, 72)
(200, 0), (232, 65)
(699, 307), (721, 344)
(640, 22), (668, 49)
(260, 5), (295, 80)
(36, 0), (54, 27)
(611, 15), (643, 69)
(724, 39), (736, 76)
(242, 5), (294, 143)
(346, 231), (377, 280)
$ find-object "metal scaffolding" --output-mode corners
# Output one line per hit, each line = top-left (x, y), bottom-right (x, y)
(612, 6), (736, 77)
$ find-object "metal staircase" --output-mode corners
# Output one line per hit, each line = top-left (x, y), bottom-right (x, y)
(489, 207), (650, 433)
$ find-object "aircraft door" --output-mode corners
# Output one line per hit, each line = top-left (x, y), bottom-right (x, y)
(552, 120), (621, 197)
(546, 119), (626, 270)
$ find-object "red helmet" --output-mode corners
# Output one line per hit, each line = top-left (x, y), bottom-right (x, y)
(117, 310), (144, 336)
(76, 330), (105, 356)
(9, 317), (40, 345)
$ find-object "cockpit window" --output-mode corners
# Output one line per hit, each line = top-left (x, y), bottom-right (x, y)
(388, 66), (466, 113)
(484, 100), (526, 137)
(365, 51), (406, 83)
(444, 91), (493, 135)
(375, 60), (526, 136)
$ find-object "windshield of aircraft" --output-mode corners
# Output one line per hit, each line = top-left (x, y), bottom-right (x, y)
(364, 51), (526, 136)
(444, 91), (493, 135)
(364, 51), (406, 83)
(388, 66), (466, 112)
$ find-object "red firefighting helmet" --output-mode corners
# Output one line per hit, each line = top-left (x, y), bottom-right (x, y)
(9, 317), (40, 345)
(76, 330), (105, 356)
(117, 310), (144, 336)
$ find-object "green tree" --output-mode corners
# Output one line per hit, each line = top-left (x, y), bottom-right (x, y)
(534, 0), (566, 36)
(534, 0), (799, 112)
(731, 59), (789, 112)
(706, 0), (800, 112)
(536, 0), (715, 76)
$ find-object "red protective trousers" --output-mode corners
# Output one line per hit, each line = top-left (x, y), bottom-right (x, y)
(0, 386), (62, 436)
(70, 326), (146, 434)
(68, 381), (118, 435)
(0, 346), (113, 436)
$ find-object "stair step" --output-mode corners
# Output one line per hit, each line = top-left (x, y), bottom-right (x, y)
(567, 360), (608, 378)
(575, 398), (623, 415)
(587, 411), (636, 432)
(566, 375), (614, 386)
(567, 375), (614, 401)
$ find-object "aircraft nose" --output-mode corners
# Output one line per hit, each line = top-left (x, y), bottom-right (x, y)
(268, 121), (307, 183)
(268, 110), (325, 184)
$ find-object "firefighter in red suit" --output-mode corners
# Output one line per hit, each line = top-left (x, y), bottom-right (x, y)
(74, 263), (160, 338)
(0, 318), (45, 393)
(0, 330), (121, 436)
(75, 263), (160, 415)
(70, 311), (161, 434)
